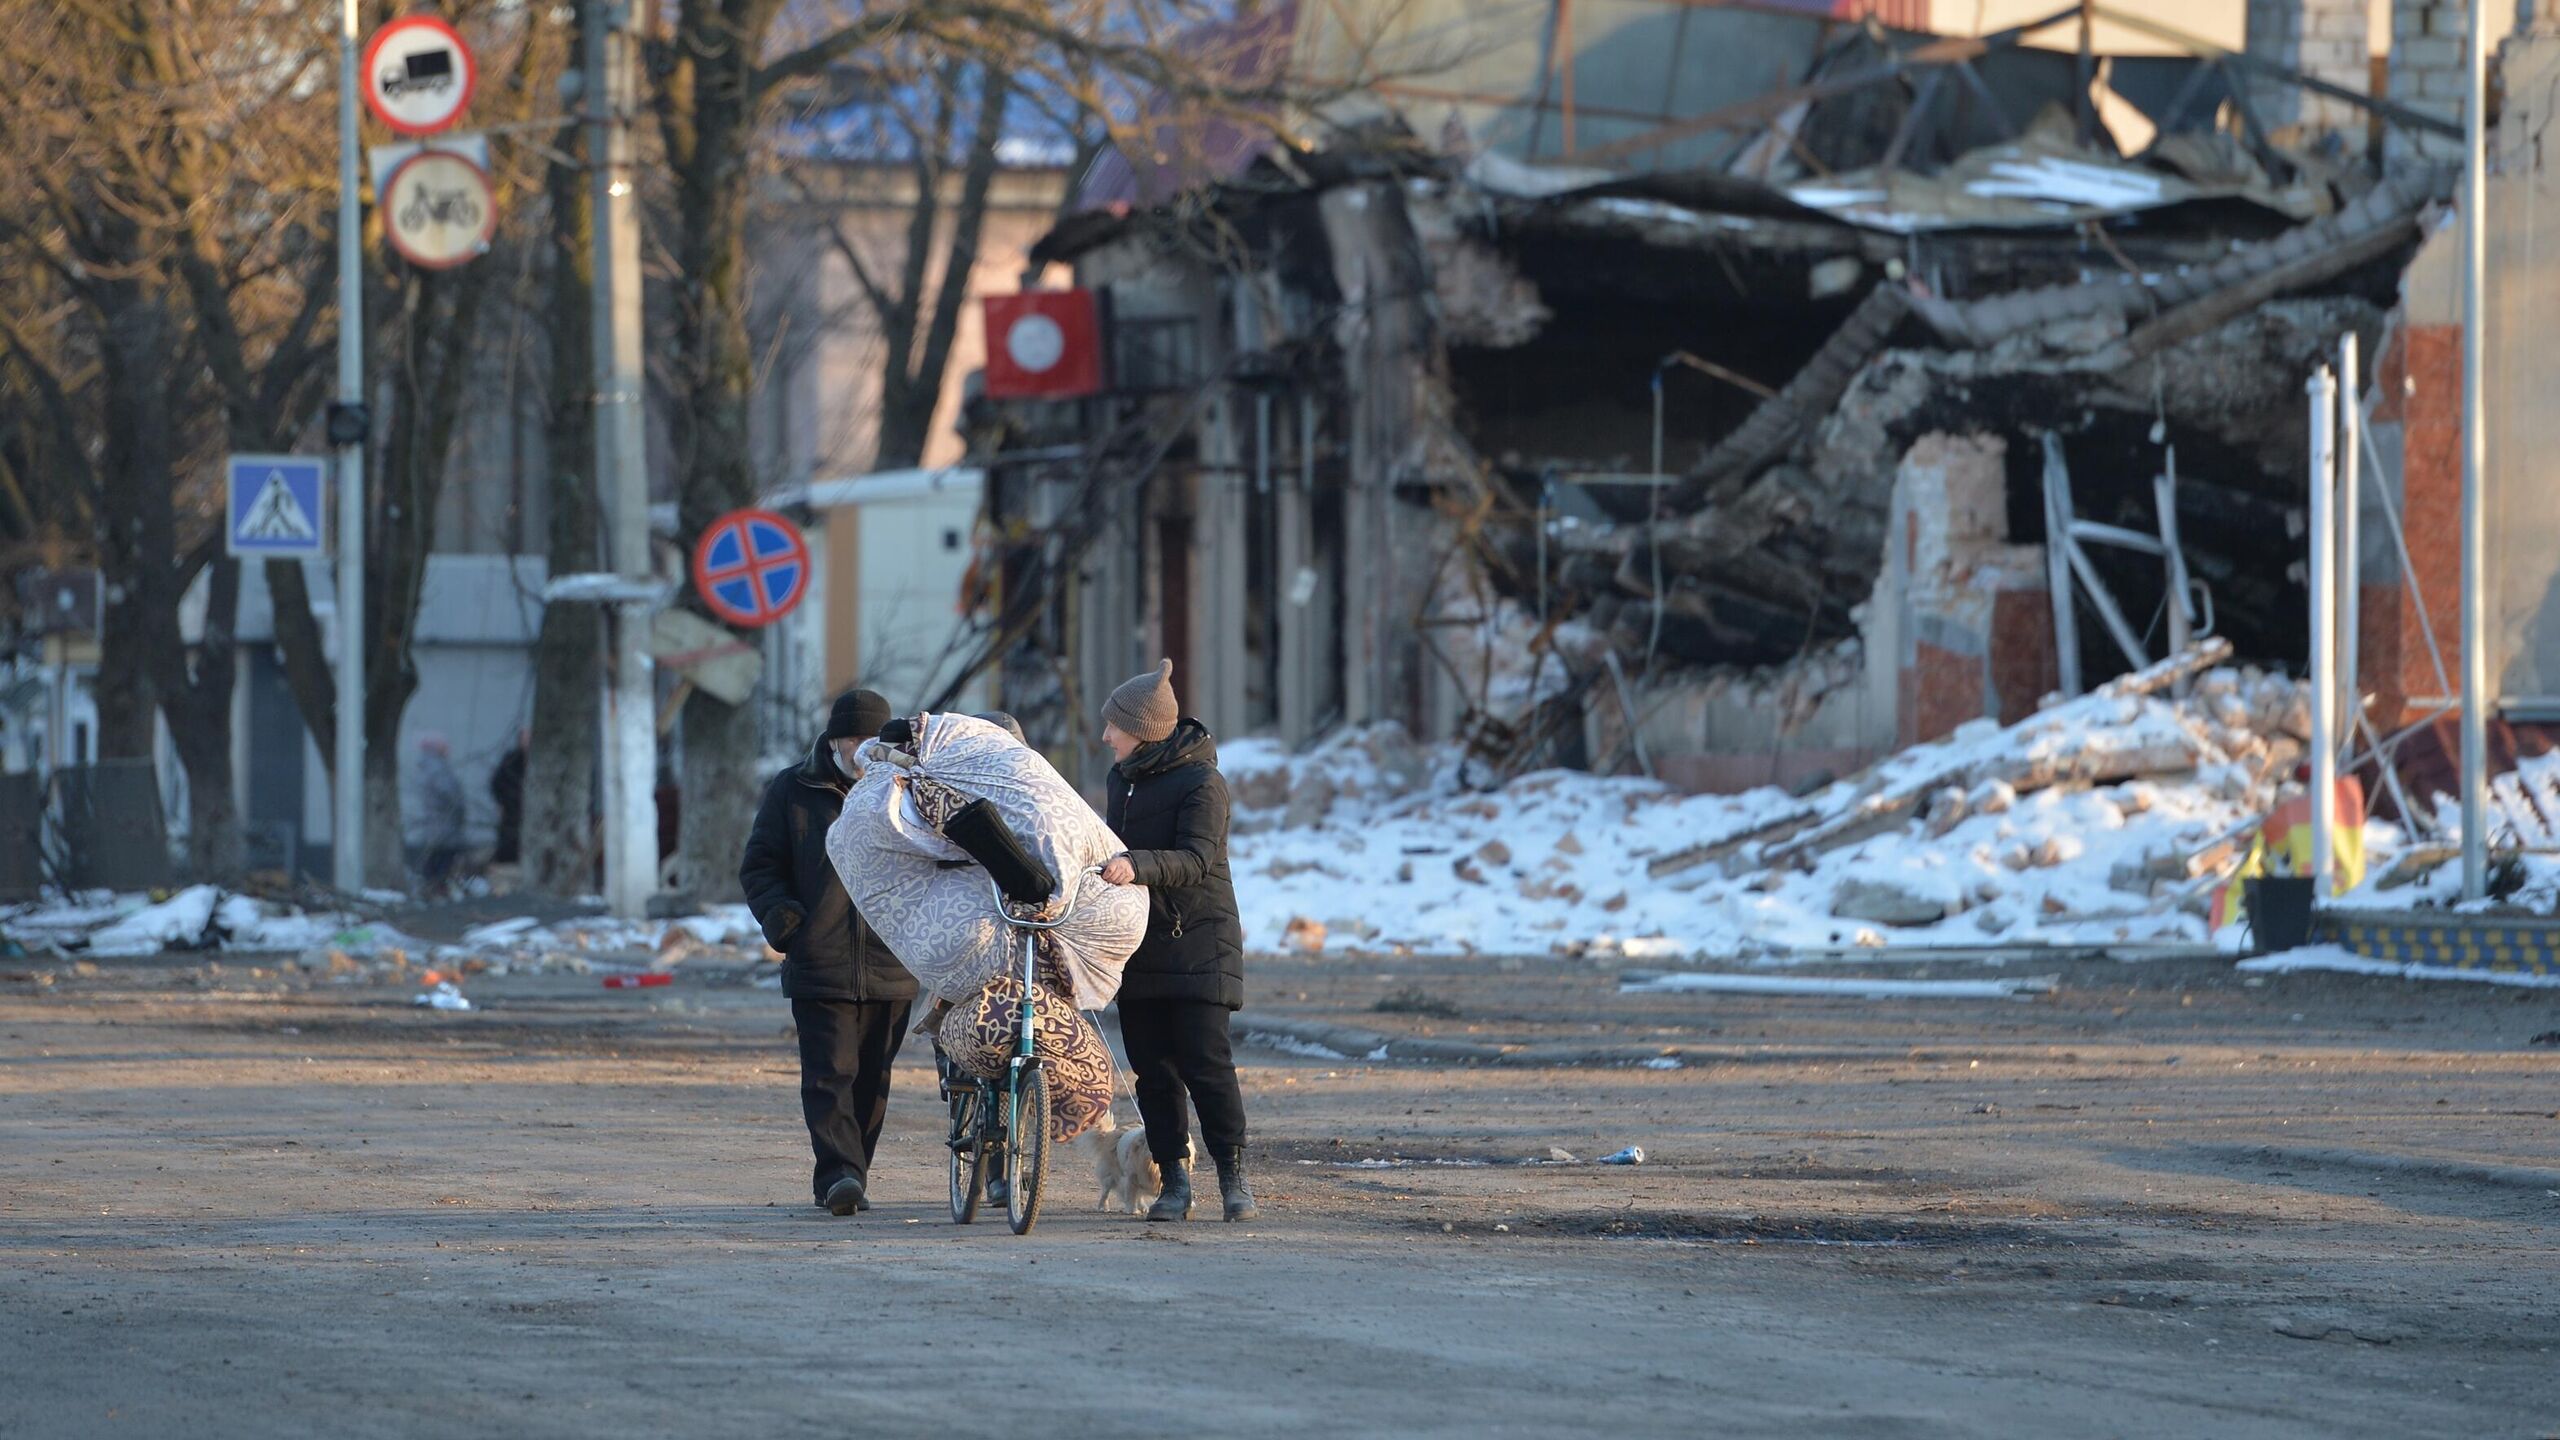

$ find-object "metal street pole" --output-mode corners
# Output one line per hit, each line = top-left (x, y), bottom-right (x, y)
(587, 0), (656, 918)
(2459, 0), (2489, 899)
(2307, 367), (2337, 892)
(332, 0), (368, 895)
(2337, 331), (2360, 766)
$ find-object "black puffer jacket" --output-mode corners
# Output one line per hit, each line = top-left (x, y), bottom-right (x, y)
(1106, 719), (1244, 1009)
(739, 742), (917, 1004)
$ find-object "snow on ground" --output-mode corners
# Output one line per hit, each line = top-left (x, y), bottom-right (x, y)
(2238, 943), (2560, 989)
(33, 885), (357, 957)
(2331, 850), (2560, 916)
(4, 887), (765, 982)
(1224, 679), (2290, 965)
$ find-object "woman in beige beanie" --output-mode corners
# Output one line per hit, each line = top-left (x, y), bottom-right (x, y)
(1096, 659), (1256, 1221)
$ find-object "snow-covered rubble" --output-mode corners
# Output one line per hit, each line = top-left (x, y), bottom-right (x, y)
(449, 907), (765, 977)
(1227, 653), (2340, 964)
(17, 885), (355, 957)
(3, 886), (768, 986)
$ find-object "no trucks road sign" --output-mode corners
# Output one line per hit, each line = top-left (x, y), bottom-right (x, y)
(691, 509), (810, 628)
(362, 15), (476, 136)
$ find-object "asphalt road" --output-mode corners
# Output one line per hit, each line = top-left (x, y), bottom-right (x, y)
(3, 950), (2555, 1438)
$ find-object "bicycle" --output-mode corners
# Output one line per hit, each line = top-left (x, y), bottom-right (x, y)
(938, 865), (1099, 1235)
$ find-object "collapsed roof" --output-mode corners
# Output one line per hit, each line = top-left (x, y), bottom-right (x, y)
(1024, 0), (2453, 690)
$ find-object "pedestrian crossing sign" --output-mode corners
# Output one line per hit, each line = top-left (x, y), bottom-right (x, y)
(227, 455), (328, 558)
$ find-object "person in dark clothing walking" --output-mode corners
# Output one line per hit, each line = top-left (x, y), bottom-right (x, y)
(740, 687), (919, 1217)
(1097, 660), (1256, 1223)
(488, 729), (527, 867)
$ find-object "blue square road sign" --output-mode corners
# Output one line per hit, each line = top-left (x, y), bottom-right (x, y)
(227, 455), (328, 558)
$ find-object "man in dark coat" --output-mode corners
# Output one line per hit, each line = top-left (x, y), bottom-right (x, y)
(488, 729), (527, 866)
(739, 687), (918, 1216)
(1097, 659), (1256, 1222)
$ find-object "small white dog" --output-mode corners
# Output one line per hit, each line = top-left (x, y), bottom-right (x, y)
(1072, 1109), (1193, 1214)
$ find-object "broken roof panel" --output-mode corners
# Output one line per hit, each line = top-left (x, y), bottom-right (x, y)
(1782, 123), (2315, 232)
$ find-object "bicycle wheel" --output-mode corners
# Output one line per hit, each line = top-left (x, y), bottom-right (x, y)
(949, 1085), (986, 1225)
(1005, 1067), (1050, 1235)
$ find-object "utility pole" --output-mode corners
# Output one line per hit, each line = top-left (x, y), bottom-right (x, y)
(332, 0), (368, 894)
(2459, 0), (2489, 899)
(586, 0), (656, 918)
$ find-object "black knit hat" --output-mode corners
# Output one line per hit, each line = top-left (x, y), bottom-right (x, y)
(822, 688), (891, 742)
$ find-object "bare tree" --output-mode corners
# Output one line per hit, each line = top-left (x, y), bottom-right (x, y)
(0, 0), (579, 886)
(649, 0), (1252, 899)
(521, 1), (605, 898)
(242, 3), (567, 887)
(0, 0), (344, 876)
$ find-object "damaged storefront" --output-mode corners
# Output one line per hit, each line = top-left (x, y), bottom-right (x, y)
(964, 0), (2457, 794)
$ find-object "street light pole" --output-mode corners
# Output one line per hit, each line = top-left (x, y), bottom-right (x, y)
(332, 0), (368, 895)
(587, 0), (656, 918)
(2459, 0), (2490, 899)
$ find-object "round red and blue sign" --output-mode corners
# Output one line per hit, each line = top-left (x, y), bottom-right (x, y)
(691, 508), (810, 628)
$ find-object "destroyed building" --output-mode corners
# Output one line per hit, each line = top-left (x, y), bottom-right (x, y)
(962, 0), (2463, 795)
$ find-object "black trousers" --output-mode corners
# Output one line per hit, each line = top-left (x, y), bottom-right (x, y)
(791, 997), (913, 1203)
(1118, 998), (1247, 1166)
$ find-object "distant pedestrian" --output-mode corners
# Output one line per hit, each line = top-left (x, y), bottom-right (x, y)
(488, 728), (527, 866)
(739, 688), (918, 1216)
(412, 734), (467, 895)
(1096, 660), (1256, 1222)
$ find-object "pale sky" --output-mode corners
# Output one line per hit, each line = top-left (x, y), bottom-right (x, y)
(1959, 0), (2511, 58)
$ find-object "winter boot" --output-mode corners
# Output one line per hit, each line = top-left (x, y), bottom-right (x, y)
(1146, 1160), (1194, 1222)
(1212, 1147), (1259, 1222)
(983, 1143), (1009, 1208)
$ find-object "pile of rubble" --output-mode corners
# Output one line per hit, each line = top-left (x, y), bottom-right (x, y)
(1225, 640), (2360, 962)
(2, 887), (774, 993)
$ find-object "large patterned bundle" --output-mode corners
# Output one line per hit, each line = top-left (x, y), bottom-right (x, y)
(825, 713), (1145, 1008)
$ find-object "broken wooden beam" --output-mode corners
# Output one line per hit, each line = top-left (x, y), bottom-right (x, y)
(1758, 638), (2233, 867)
(1910, 168), (2445, 350)
(1671, 282), (1913, 507)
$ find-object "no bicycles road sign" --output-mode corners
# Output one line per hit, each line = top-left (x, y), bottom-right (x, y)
(691, 509), (811, 629)
(382, 149), (496, 269)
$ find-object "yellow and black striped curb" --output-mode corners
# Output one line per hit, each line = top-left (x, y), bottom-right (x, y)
(2312, 911), (2560, 980)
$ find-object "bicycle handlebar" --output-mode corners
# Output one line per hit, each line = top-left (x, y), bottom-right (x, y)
(987, 865), (1106, 933)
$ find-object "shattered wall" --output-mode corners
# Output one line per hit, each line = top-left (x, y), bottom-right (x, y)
(2388, 0), (2471, 167)
(2246, 0), (2375, 145)
(1869, 433), (2058, 749)
(2362, 22), (2560, 724)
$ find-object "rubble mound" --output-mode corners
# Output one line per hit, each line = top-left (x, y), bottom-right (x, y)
(1227, 646), (2352, 962)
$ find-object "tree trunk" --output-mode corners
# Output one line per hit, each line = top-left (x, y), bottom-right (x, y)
(524, 77), (603, 898)
(163, 557), (243, 880)
(667, 31), (763, 903)
(90, 273), (175, 763)
(363, 733), (407, 893)
(872, 365), (941, 471)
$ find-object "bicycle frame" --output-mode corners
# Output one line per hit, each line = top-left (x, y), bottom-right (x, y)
(941, 865), (1103, 1230)
(989, 872), (1084, 1086)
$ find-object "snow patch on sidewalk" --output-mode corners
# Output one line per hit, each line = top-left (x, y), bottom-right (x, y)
(2237, 945), (2560, 989)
